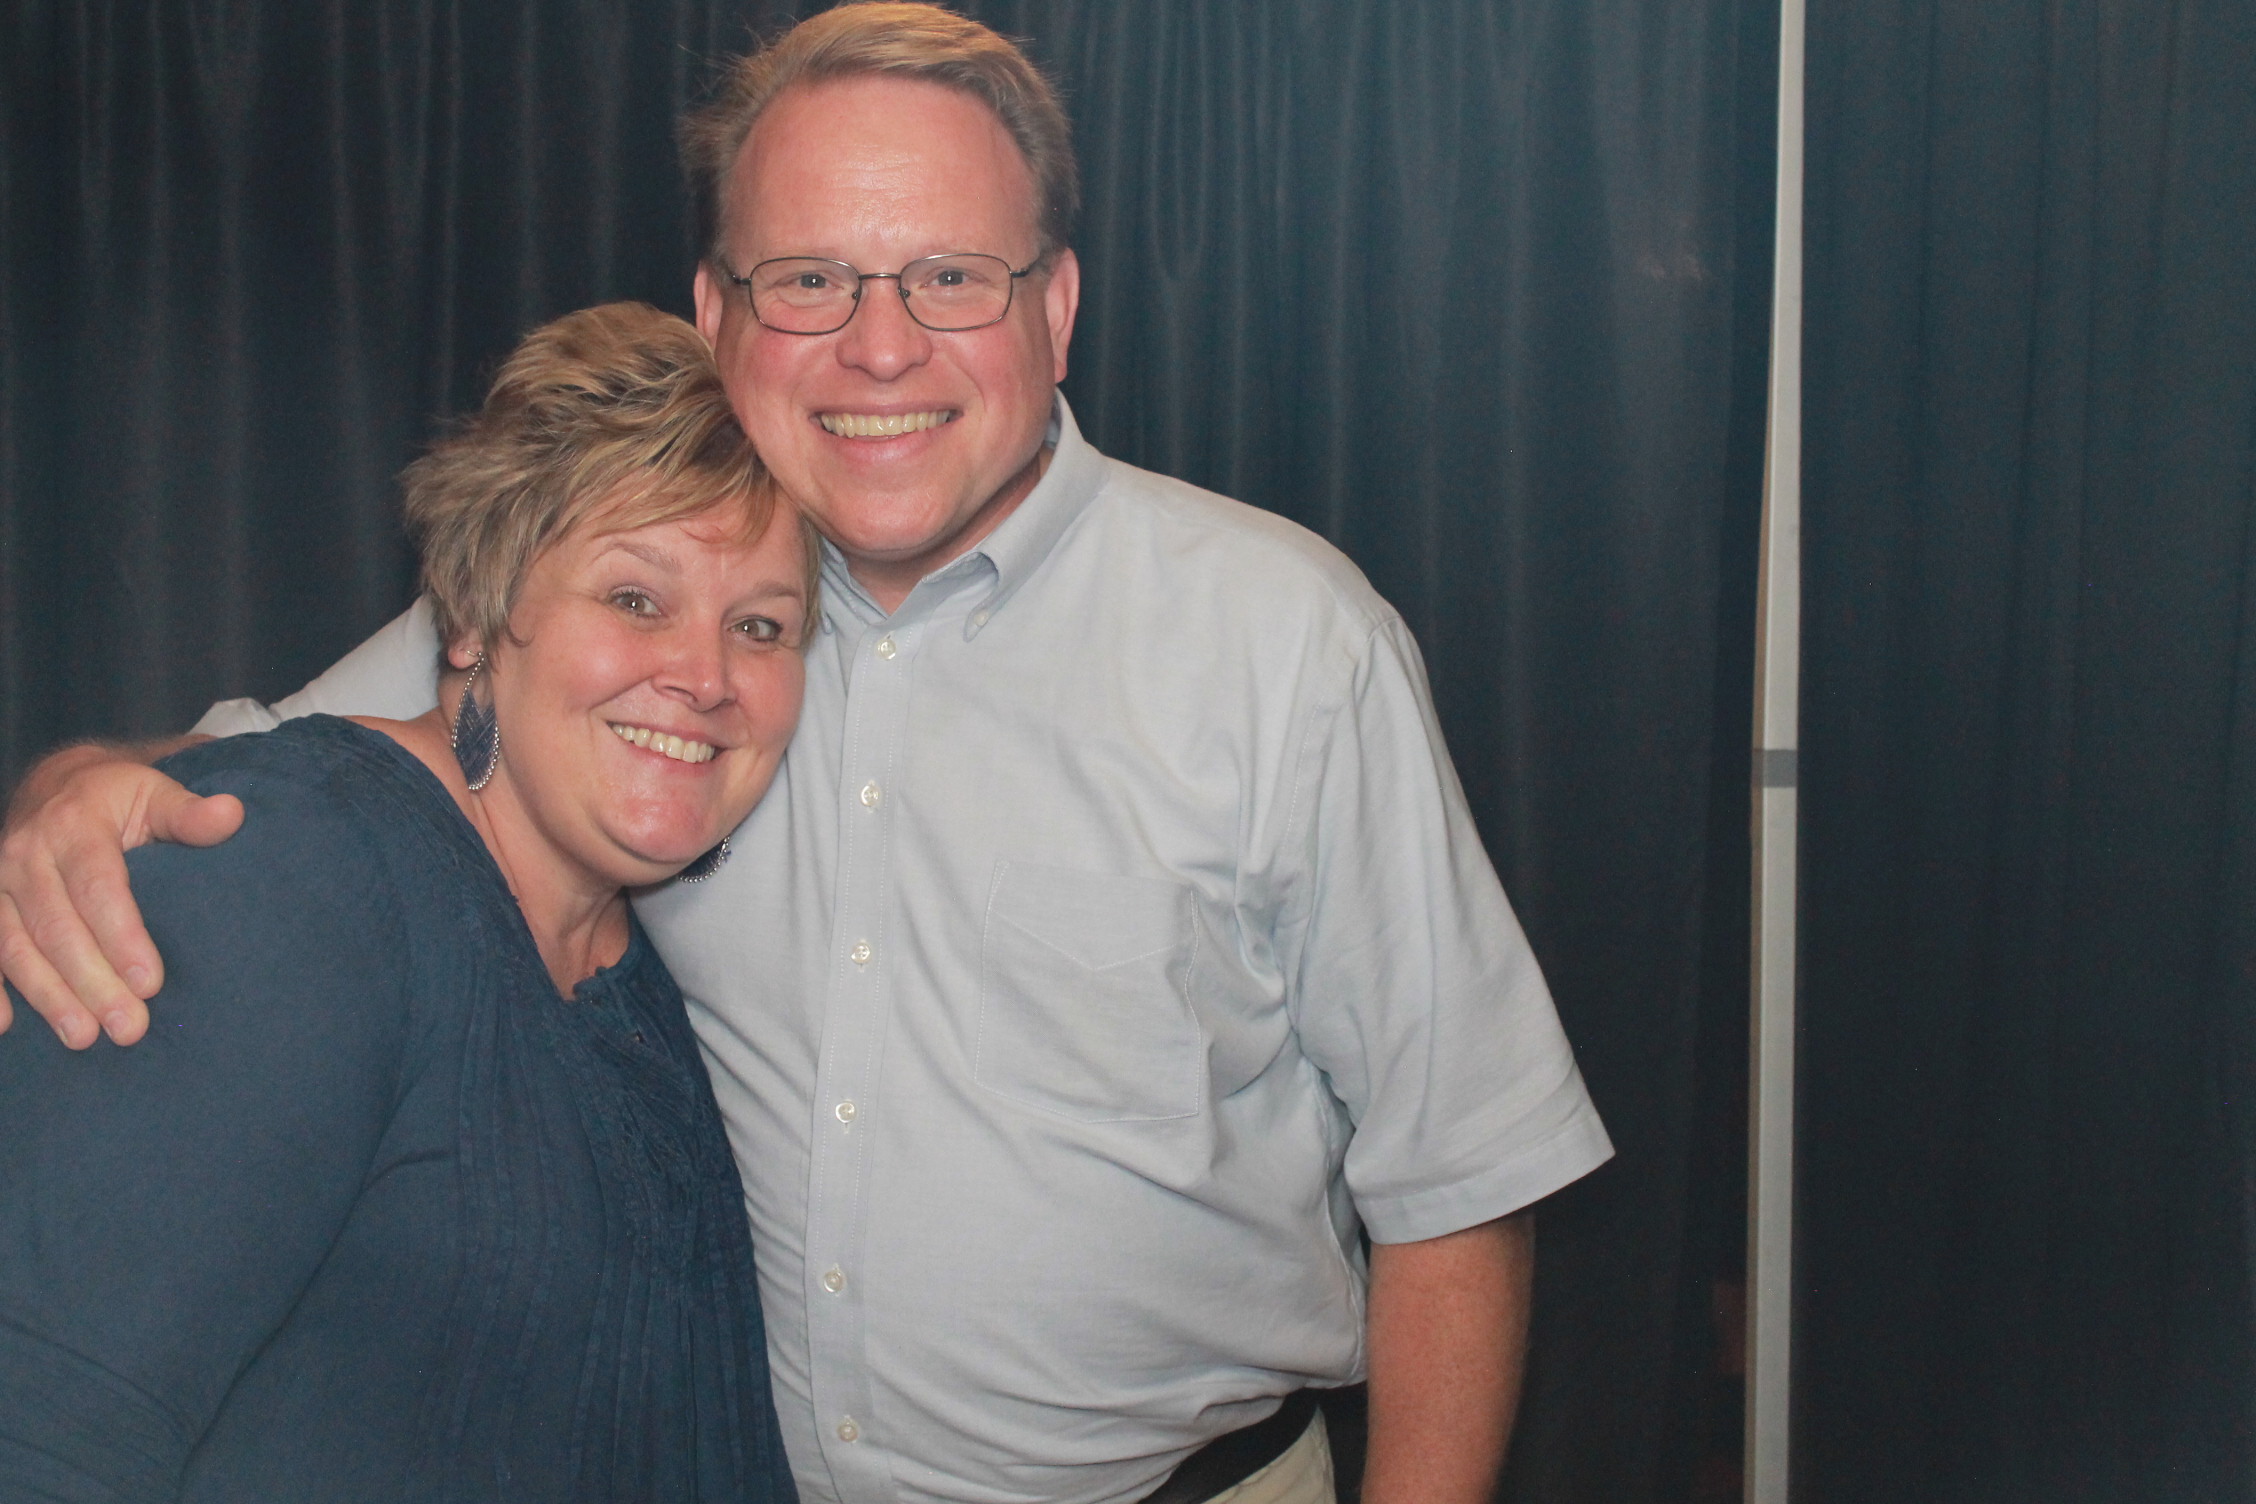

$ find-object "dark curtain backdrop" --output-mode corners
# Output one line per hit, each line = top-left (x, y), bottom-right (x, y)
(1, 4), (1775, 1501)
(1800, 0), (2256, 1499)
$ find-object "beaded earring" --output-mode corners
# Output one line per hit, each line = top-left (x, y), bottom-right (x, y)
(451, 652), (500, 791)
(677, 838), (732, 883)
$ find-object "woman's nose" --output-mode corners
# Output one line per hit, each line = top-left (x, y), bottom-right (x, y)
(656, 628), (730, 711)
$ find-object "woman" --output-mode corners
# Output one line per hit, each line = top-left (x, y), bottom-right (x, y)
(0, 303), (814, 1501)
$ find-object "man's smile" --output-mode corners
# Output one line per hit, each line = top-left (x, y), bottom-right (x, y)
(817, 409), (958, 438)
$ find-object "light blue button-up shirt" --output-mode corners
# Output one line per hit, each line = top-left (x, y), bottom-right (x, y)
(199, 397), (1612, 1504)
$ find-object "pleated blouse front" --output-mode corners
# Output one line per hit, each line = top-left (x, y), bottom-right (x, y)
(0, 715), (796, 1503)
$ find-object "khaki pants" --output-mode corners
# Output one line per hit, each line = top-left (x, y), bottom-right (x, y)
(1198, 1411), (1335, 1504)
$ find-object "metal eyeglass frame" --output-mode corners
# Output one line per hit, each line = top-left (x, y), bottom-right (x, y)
(725, 252), (1042, 336)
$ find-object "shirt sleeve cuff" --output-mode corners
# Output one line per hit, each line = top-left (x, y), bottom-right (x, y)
(1355, 1105), (1616, 1245)
(191, 697), (284, 738)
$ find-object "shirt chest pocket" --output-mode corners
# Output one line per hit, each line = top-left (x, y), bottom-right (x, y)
(975, 862), (1205, 1122)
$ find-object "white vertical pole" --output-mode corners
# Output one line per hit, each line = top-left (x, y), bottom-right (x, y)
(1747, 0), (1805, 1498)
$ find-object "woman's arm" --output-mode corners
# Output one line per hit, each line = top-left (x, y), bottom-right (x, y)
(0, 765), (409, 1501)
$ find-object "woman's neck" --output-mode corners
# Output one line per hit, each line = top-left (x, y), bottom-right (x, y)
(459, 773), (631, 992)
(353, 706), (631, 995)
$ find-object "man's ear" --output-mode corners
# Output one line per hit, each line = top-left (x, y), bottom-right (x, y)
(693, 261), (725, 347)
(1043, 247), (1081, 385)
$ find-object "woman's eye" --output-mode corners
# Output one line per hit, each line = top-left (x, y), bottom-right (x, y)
(610, 588), (658, 616)
(733, 615), (784, 643)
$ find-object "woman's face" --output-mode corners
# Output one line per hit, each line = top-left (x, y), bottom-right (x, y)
(472, 498), (810, 890)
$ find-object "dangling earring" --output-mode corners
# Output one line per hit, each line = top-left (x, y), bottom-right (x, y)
(677, 837), (731, 883)
(452, 651), (500, 791)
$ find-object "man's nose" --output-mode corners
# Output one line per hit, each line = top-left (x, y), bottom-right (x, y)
(836, 276), (934, 379)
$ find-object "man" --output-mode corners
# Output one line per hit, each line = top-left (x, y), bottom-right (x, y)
(0, 7), (1612, 1503)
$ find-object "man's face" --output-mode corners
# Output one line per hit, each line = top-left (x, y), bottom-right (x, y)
(693, 75), (1080, 602)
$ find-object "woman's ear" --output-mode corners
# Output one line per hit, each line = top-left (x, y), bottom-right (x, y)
(446, 637), (484, 671)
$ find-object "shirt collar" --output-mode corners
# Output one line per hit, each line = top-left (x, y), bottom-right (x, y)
(815, 393), (1106, 638)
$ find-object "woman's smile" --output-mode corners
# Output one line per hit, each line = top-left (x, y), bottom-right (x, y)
(607, 722), (722, 763)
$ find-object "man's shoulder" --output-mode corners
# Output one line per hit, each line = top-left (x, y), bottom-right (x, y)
(1080, 455), (1396, 636)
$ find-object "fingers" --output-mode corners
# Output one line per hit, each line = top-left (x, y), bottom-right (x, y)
(59, 794), (244, 1014)
(0, 891), (114, 1049)
(0, 772), (179, 1046)
(0, 748), (211, 1048)
(153, 790), (245, 849)
(70, 790), (238, 1007)
(53, 820), (165, 1020)
(25, 835), (154, 1043)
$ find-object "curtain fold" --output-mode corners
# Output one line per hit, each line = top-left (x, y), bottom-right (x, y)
(1, 4), (1771, 1499)
(1800, 0), (2256, 1497)
(0, 0), (790, 753)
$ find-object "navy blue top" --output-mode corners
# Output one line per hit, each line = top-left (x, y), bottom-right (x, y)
(0, 716), (795, 1503)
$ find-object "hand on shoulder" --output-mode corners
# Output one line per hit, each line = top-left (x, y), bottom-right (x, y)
(0, 736), (240, 1048)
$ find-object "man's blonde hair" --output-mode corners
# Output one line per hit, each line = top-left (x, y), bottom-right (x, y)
(679, 2), (1078, 265)
(402, 301), (817, 650)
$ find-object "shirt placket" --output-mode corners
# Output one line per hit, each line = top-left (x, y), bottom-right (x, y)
(802, 608), (921, 1502)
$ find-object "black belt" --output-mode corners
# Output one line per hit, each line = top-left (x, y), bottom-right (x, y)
(1139, 1389), (1321, 1504)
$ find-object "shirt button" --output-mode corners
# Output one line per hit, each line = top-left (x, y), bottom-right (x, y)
(822, 1266), (847, 1293)
(850, 940), (873, 966)
(875, 634), (897, 660)
(837, 1417), (861, 1443)
(835, 1100), (858, 1124)
(859, 781), (882, 807)
(972, 609), (991, 627)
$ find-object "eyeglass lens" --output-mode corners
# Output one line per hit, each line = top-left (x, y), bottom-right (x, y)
(748, 254), (1018, 334)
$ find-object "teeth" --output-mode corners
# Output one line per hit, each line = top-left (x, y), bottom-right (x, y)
(819, 410), (953, 438)
(610, 723), (717, 764)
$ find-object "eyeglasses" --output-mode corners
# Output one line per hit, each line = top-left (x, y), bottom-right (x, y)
(726, 252), (1041, 336)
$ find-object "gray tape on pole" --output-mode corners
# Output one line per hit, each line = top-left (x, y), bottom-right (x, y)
(1757, 748), (1799, 788)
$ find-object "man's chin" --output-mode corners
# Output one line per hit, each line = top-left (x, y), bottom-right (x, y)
(802, 497), (981, 571)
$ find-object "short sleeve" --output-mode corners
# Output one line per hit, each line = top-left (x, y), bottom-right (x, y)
(0, 763), (412, 1500)
(192, 597), (443, 736)
(1283, 617), (1614, 1244)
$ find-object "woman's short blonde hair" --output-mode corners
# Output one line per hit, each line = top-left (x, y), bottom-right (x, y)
(402, 301), (818, 651)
